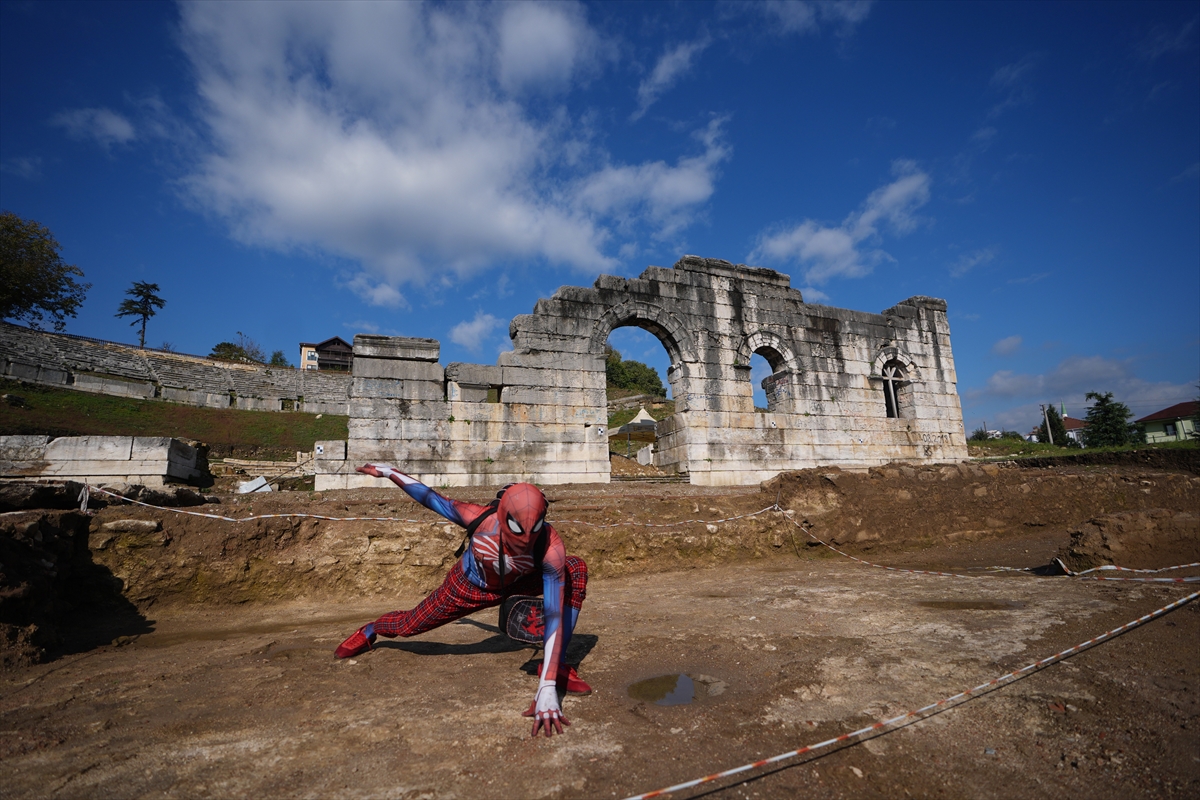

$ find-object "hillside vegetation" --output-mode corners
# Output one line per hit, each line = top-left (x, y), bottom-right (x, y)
(0, 379), (347, 459)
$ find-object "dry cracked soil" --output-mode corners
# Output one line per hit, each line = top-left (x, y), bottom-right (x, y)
(1, 454), (1198, 799)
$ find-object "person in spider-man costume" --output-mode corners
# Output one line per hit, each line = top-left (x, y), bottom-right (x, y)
(335, 464), (589, 738)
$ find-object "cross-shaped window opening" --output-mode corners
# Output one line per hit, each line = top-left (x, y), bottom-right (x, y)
(882, 362), (905, 419)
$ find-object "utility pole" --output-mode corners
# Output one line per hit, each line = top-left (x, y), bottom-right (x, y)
(1041, 404), (1054, 445)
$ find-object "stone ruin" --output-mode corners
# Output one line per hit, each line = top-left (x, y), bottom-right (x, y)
(316, 256), (968, 488)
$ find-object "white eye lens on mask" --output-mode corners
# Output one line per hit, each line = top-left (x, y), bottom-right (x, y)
(507, 518), (523, 534)
(533, 519), (543, 533)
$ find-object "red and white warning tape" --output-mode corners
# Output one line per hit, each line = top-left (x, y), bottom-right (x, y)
(623, 589), (1200, 800)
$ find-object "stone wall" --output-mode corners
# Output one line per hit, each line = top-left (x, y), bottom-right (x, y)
(0, 323), (351, 415)
(316, 256), (968, 489)
(0, 435), (205, 486)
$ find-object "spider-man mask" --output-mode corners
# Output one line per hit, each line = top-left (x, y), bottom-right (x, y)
(497, 483), (547, 544)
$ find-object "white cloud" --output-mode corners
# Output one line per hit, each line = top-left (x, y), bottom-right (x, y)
(964, 355), (1198, 432)
(749, 159), (930, 284)
(801, 286), (831, 303)
(575, 117), (730, 240)
(991, 335), (1022, 357)
(950, 247), (996, 277)
(176, 1), (721, 300)
(1138, 18), (1197, 60)
(0, 156), (42, 180)
(633, 37), (711, 120)
(52, 107), (136, 149)
(450, 311), (504, 353)
(497, 2), (607, 94)
(754, 1), (873, 36)
(988, 54), (1038, 118)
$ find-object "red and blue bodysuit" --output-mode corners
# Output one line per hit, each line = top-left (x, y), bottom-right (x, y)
(335, 464), (588, 737)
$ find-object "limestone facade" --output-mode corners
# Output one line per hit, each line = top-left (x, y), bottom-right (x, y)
(0, 435), (204, 486)
(316, 256), (968, 489)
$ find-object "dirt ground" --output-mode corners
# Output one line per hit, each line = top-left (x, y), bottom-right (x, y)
(1, 455), (1198, 799)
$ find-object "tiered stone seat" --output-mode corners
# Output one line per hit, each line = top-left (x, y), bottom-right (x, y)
(45, 333), (155, 381)
(0, 322), (66, 369)
(141, 352), (234, 392)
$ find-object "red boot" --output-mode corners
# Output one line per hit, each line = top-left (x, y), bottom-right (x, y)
(335, 626), (376, 659)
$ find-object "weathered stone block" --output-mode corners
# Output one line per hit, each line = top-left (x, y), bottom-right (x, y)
(444, 362), (503, 385)
(352, 335), (440, 362)
(354, 358), (445, 382)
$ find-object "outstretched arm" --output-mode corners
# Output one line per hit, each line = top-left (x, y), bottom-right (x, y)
(524, 532), (570, 737)
(356, 463), (485, 527)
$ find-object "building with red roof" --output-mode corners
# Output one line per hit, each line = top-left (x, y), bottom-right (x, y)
(1135, 401), (1198, 443)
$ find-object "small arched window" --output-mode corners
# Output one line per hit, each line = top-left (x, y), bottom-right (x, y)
(881, 360), (906, 419)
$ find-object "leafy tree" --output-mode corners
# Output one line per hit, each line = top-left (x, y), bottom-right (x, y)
(209, 331), (266, 363)
(1036, 404), (1070, 445)
(969, 425), (990, 442)
(0, 210), (90, 331)
(115, 281), (166, 348)
(605, 345), (666, 396)
(268, 350), (292, 368)
(1081, 391), (1137, 447)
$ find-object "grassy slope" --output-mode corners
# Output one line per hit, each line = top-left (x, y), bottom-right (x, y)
(0, 379), (348, 459)
(967, 436), (1196, 460)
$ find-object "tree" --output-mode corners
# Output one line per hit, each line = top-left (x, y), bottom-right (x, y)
(268, 350), (291, 368)
(115, 281), (166, 348)
(210, 331), (266, 363)
(605, 345), (666, 396)
(1081, 391), (1137, 447)
(1036, 404), (1070, 445)
(0, 210), (90, 331)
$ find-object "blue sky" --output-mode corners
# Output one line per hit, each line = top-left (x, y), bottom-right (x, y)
(2, 0), (1197, 433)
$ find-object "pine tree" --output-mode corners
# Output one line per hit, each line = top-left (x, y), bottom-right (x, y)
(115, 281), (165, 348)
(1081, 391), (1136, 447)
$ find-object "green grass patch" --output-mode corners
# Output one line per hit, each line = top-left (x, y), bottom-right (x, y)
(0, 379), (347, 459)
(968, 436), (1197, 460)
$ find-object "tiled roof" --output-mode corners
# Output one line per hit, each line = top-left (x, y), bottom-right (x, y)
(1063, 416), (1087, 431)
(1135, 401), (1200, 424)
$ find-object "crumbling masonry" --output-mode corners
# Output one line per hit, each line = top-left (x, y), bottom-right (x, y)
(315, 256), (968, 488)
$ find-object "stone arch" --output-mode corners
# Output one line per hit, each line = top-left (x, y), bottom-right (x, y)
(872, 346), (921, 419)
(736, 330), (798, 372)
(588, 299), (697, 367)
(738, 330), (803, 413)
(871, 346), (921, 381)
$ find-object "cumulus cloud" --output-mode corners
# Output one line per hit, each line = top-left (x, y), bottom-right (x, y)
(450, 311), (504, 353)
(576, 117), (729, 240)
(964, 355), (1198, 432)
(633, 37), (711, 120)
(52, 107), (136, 149)
(749, 159), (930, 284)
(991, 335), (1022, 357)
(497, 2), (608, 94)
(176, 1), (722, 305)
(801, 286), (831, 303)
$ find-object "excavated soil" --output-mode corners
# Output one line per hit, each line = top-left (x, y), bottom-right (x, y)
(1, 454), (1198, 798)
